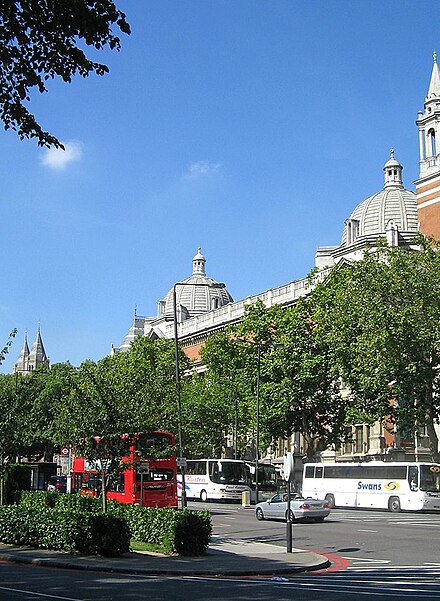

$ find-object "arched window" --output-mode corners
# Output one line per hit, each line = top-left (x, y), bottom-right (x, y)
(428, 128), (437, 157)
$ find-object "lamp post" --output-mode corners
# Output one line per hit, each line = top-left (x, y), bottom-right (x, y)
(235, 338), (262, 505)
(173, 280), (226, 509)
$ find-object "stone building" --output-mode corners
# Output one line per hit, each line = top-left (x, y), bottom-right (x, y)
(13, 327), (49, 375)
(114, 54), (439, 467)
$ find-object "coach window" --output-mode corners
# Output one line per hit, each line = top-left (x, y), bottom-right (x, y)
(408, 466), (418, 491)
(315, 466), (323, 478)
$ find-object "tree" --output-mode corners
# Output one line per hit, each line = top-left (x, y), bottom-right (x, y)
(0, 373), (33, 503)
(0, 0), (130, 147)
(311, 237), (440, 461)
(54, 336), (182, 511)
(199, 299), (347, 461)
(0, 329), (17, 365)
(235, 300), (347, 460)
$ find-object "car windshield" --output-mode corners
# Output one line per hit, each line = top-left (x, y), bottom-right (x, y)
(420, 465), (440, 492)
(209, 461), (248, 484)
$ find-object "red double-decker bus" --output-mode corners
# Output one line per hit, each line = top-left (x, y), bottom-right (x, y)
(72, 431), (178, 508)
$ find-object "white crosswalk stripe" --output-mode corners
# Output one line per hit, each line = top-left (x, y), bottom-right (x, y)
(276, 567), (440, 598)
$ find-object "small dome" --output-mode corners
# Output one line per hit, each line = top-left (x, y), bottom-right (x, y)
(342, 153), (418, 247)
(162, 248), (233, 317)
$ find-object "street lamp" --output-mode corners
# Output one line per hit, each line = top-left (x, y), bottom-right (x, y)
(172, 280), (226, 509)
(234, 338), (281, 505)
(234, 338), (262, 505)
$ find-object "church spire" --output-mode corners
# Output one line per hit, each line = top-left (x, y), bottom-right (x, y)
(416, 52), (440, 180)
(13, 333), (30, 374)
(427, 50), (440, 99)
(28, 327), (49, 371)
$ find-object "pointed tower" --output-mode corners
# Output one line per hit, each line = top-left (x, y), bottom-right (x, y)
(13, 334), (30, 375)
(27, 326), (49, 371)
(415, 52), (440, 238)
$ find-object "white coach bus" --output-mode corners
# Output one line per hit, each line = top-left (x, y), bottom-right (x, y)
(178, 459), (250, 502)
(302, 461), (440, 512)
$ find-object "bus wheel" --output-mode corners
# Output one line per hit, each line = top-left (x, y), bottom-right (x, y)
(256, 507), (265, 521)
(325, 494), (335, 509)
(388, 496), (401, 513)
(200, 490), (208, 502)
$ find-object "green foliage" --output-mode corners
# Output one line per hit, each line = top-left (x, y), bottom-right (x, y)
(0, 329), (17, 366)
(0, 503), (130, 556)
(108, 503), (212, 556)
(4, 464), (32, 505)
(173, 509), (212, 556)
(0, 1), (130, 147)
(19, 490), (58, 509)
(12, 493), (210, 556)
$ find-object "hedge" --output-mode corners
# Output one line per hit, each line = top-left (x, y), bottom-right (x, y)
(0, 504), (130, 556)
(4, 492), (212, 556)
(108, 503), (212, 556)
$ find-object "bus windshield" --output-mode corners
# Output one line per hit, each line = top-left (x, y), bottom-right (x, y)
(208, 460), (248, 485)
(420, 465), (440, 492)
(135, 432), (173, 455)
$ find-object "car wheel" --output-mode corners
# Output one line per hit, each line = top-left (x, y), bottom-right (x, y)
(200, 490), (208, 502)
(314, 516), (325, 523)
(325, 493), (335, 509)
(256, 507), (265, 521)
(285, 509), (296, 522)
(388, 496), (401, 513)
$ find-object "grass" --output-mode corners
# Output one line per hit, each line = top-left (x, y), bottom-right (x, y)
(130, 539), (171, 555)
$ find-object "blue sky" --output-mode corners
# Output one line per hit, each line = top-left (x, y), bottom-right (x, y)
(0, 0), (437, 372)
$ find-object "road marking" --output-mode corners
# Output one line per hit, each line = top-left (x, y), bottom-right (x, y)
(357, 529), (378, 532)
(0, 586), (82, 600)
(343, 557), (390, 563)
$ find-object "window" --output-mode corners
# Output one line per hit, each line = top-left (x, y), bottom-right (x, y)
(304, 466), (314, 479)
(355, 426), (363, 453)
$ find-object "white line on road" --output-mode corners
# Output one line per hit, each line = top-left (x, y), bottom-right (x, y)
(357, 529), (378, 532)
(0, 586), (82, 600)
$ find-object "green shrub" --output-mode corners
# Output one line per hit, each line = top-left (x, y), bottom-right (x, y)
(0, 504), (130, 556)
(173, 510), (212, 556)
(54, 493), (101, 513)
(4, 465), (32, 505)
(19, 491), (58, 509)
(108, 504), (212, 556)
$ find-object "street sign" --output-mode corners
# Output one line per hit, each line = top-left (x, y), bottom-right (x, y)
(283, 452), (294, 481)
(137, 463), (149, 475)
(177, 457), (187, 468)
(60, 447), (69, 456)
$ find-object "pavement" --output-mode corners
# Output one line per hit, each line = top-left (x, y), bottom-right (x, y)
(0, 536), (330, 577)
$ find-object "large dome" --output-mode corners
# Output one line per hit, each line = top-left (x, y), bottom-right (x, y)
(341, 151), (418, 247)
(162, 248), (233, 317)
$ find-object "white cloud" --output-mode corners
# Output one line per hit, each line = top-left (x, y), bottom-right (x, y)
(40, 140), (83, 170)
(184, 160), (222, 180)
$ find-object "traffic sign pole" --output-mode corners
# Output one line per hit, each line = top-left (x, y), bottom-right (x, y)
(283, 453), (294, 553)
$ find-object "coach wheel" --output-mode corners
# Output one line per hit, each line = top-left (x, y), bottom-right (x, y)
(325, 493), (336, 509)
(200, 490), (208, 502)
(388, 496), (401, 513)
(256, 507), (265, 521)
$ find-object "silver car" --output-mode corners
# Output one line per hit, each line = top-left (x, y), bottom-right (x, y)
(255, 492), (331, 522)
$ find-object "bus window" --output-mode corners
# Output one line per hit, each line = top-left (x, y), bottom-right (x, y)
(420, 465), (440, 492)
(408, 466), (418, 491)
(304, 466), (314, 478)
(108, 474), (125, 493)
(315, 466), (323, 478)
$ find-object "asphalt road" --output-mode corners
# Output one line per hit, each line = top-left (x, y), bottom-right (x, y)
(204, 501), (440, 568)
(1, 503), (440, 600)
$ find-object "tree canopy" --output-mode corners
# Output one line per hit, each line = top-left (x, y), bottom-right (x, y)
(0, 0), (130, 147)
